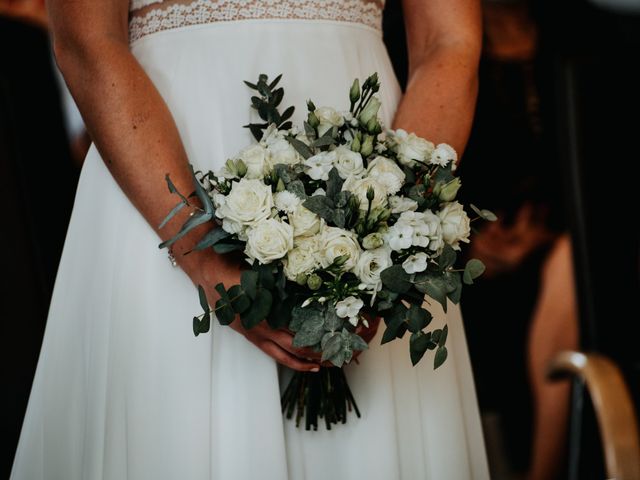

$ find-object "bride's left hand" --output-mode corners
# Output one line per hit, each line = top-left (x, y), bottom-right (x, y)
(290, 314), (381, 367)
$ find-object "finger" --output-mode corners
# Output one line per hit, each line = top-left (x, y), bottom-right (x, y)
(269, 329), (323, 361)
(263, 341), (320, 372)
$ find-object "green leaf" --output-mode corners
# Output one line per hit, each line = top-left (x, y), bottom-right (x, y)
(257, 264), (276, 290)
(406, 305), (432, 333)
(197, 284), (210, 315)
(280, 106), (294, 124)
(192, 228), (230, 252)
(193, 315), (210, 336)
(321, 333), (343, 362)
(380, 265), (413, 294)
(158, 200), (187, 230)
(164, 173), (189, 204)
(214, 298), (235, 325)
(410, 331), (431, 366)
(243, 80), (259, 90)
(311, 130), (336, 148)
(213, 242), (245, 254)
(290, 306), (323, 332)
(158, 210), (212, 249)
(287, 136), (314, 159)
(268, 73), (282, 90)
(350, 332), (369, 351)
(470, 204), (497, 221)
(324, 306), (343, 332)
(438, 244), (457, 270)
(326, 167), (344, 199)
(227, 285), (251, 314)
(302, 195), (335, 223)
(446, 272), (463, 304)
(414, 273), (448, 312)
(292, 314), (325, 348)
(240, 289), (272, 329)
(434, 346), (448, 369)
(267, 295), (295, 329)
(439, 324), (449, 347)
(463, 259), (486, 285)
(286, 180), (307, 200)
(241, 270), (259, 299)
(381, 303), (408, 344)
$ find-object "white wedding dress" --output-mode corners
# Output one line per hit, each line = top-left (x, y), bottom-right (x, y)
(11, 1), (489, 479)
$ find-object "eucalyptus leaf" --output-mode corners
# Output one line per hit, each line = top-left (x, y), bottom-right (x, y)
(350, 333), (369, 351)
(158, 210), (213, 249)
(413, 273), (448, 312)
(439, 324), (449, 347)
(240, 289), (272, 329)
(213, 242), (245, 254)
(228, 285), (251, 314)
(321, 333), (343, 362)
(463, 259), (486, 285)
(410, 331), (431, 366)
(286, 180), (307, 200)
(326, 167), (344, 199)
(434, 346), (448, 369)
(438, 244), (457, 270)
(303, 195), (335, 223)
(214, 297), (235, 325)
(241, 270), (259, 299)
(192, 228), (230, 252)
(380, 265), (413, 294)
(406, 305), (432, 333)
(290, 306), (324, 332)
(381, 304), (408, 344)
(292, 315), (325, 348)
(287, 137), (314, 159)
(324, 306), (342, 332)
(158, 200), (187, 230)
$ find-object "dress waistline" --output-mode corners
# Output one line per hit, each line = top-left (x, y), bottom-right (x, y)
(129, 0), (384, 43)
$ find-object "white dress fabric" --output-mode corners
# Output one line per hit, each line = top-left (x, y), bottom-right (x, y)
(11, 2), (489, 479)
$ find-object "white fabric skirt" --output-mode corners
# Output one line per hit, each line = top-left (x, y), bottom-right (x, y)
(12, 19), (489, 480)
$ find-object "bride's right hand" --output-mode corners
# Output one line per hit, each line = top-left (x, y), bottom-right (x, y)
(181, 246), (321, 373)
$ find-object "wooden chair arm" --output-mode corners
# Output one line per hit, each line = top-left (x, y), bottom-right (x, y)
(547, 351), (640, 480)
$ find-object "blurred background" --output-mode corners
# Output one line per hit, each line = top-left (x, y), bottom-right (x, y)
(2, 0), (639, 478)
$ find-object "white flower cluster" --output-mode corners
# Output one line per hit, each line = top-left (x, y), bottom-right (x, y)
(210, 110), (471, 327)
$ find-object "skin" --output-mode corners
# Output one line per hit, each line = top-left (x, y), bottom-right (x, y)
(48, 0), (481, 372)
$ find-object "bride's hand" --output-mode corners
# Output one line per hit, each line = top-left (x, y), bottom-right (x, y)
(182, 248), (321, 373)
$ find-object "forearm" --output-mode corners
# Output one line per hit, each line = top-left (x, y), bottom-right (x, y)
(392, 46), (480, 156)
(54, 38), (215, 277)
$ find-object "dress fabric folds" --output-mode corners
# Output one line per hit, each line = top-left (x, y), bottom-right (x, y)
(12, 7), (490, 480)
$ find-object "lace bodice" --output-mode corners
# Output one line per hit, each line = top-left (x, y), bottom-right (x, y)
(129, 0), (385, 43)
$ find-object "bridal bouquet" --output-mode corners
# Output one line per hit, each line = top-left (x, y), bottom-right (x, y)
(160, 73), (495, 430)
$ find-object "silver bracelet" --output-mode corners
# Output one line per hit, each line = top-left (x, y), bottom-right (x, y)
(168, 248), (178, 267)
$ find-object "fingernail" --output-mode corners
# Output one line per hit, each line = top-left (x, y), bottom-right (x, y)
(311, 367), (320, 372)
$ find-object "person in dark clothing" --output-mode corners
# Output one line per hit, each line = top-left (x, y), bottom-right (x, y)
(1, 12), (79, 478)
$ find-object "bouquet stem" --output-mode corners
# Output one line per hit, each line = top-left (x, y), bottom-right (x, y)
(281, 367), (360, 430)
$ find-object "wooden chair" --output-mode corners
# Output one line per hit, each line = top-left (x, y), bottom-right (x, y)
(547, 351), (640, 480)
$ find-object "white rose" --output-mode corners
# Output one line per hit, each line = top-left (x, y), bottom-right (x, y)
(396, 210), (443, 251)
(333, 145), (364, 179)
(215, 178), (273, 229)
(367, 156), (405, 194)
(438, 201), (471, 250)
(237, 144), (270, 179)
(245, 218), (294, 264)
(274, 191), (302, 213)
(391, 129), (435, 166)
(283, 235), (321, 280)
(319, 226), (362, 272)
(402, 252), (429, 274)
(267, 138), (301, 166)
(304, 151), (336, 181)
(335, 296), (364, 327)
(288, 205), (322, 237)
(342, 175), (388, 211)
(315, 106), (344, 136)
(388, 195), (418, 214)
(431, 143), (458, 167)
(355, 247), (393, 291)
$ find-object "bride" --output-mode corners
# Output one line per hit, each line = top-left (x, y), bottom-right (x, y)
(12, 0), (489, 479)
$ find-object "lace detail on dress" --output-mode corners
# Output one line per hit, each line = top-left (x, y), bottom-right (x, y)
(130, 0), (164, 10)
(129, 0), (384, 43)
